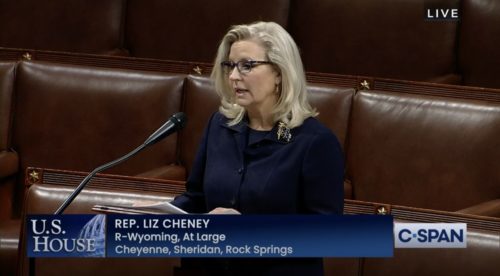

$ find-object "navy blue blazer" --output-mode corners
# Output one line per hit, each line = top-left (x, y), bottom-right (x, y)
(172, 112), (344, 215)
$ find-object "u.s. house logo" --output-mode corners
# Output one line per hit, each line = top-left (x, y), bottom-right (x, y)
(28, 215), (106, 257)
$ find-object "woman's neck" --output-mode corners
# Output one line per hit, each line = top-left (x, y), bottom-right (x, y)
(247, 109), (274, 131)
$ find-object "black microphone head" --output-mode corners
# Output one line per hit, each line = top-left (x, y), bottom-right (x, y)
(143, 112), (188, 146)
(171, 112), (187, 130)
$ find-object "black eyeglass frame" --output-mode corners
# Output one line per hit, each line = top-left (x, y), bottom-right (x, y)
(220, 60), (273, 74)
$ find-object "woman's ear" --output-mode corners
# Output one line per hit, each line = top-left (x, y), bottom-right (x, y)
(275, 74), (282, 86)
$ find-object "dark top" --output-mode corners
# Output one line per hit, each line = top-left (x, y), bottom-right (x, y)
(173, 112), (344, 214)
(172, 112), (344, 275)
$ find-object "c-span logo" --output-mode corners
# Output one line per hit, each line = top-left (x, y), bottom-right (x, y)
(394, 223), (466, 248)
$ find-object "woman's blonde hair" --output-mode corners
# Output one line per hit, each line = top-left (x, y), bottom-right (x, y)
(211, 21), (317, 128)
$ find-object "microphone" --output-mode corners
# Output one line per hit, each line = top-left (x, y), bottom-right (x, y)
(144, 112), (186, 146)
(54, 112), (187, 215)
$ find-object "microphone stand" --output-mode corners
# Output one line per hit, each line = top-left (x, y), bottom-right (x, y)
(28, 112), (185, 276)
(29, 144), (148, 276)
(54, 112), (185, 215)
(54, 142), (147, 215)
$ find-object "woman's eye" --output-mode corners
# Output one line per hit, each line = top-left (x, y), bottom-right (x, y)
(241, 62), (252, 70)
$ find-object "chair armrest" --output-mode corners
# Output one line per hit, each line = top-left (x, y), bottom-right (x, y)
(0, 219), (21, 276)
(0, 150), (19, 179)
(457, 199), (500, 217)
(136, 164), (187, 181)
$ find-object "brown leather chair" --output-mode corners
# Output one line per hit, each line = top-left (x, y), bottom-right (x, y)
(459, 0), (500, 89)
(289, 0), (461, 83)
(0, 61), (19, 276)
(347, 90), (500, 213)
(0, 0), (126, 55)
(11, 61), (185, 216)
(2, 58), (500, 275)
(4, 0), (500, 91)
(124, 0), (290, 62)
(0, 62), (17, 220)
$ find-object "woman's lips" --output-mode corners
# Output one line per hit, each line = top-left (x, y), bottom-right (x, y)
(235, 88), (248, 95)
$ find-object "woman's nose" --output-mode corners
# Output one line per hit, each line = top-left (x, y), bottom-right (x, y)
(228, 66), (241, 81)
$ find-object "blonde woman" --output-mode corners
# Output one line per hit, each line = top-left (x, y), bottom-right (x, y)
(173, 21), (344, 275)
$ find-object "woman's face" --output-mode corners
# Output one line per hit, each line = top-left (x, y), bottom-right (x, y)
(227, 40), (281, 114)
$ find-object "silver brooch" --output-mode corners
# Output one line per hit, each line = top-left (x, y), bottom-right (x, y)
(277, 122), (292, 143)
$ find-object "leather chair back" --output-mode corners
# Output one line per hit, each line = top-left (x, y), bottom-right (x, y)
(11, 61), (184, 213)
(0, 62), (17, 218)
(179, 75), (220, 174)
(0, 62), (16, 151)
(459, 0), (500, 88)
(0, 0), (125, 54)
(289, 0), (460, 82)
(125, 0), (290, 62)
(347, 90), (500, 210)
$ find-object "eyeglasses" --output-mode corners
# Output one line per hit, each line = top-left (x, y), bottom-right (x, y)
(220, 60), (272, 74)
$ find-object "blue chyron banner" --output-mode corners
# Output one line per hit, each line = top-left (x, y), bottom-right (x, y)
(27, 215), (393, 258)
